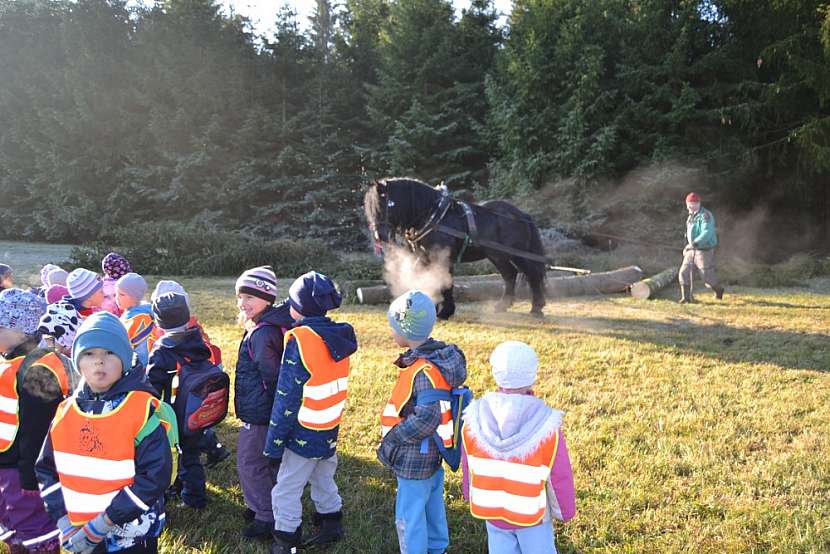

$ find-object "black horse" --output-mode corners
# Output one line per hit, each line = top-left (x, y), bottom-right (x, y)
(364, 177), (548, 319)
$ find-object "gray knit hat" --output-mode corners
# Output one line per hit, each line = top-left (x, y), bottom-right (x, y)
(116, 273), (148, 302)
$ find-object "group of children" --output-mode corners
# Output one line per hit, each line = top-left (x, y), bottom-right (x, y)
(0, 255), (575, 554)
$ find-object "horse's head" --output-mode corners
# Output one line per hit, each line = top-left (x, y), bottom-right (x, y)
(364, 177), (438, 253)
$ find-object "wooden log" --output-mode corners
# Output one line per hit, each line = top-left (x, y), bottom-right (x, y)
(355, 266), (644, 304)
(356, 285), (392, 305)
(630, 268), (676, 300)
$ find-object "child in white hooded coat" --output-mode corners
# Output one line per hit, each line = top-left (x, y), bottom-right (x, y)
(461, 341), (575, 554)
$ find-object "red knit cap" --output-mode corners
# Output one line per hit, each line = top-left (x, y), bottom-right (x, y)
(686, 192), (701, 203)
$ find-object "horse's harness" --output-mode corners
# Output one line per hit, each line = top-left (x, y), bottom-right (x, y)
(401, 187), (480, 262)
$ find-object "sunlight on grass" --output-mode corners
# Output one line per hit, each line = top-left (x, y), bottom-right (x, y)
(154, 280), (830, 553)
(2, 250), (829, 552)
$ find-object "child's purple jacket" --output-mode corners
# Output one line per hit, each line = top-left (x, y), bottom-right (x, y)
(461, 391), (576, 529)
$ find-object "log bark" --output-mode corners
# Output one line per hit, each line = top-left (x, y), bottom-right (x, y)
(355, 266), (644, 304)
(630, 268), (676, 300)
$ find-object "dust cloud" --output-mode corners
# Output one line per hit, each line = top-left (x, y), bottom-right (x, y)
(381, 245), (453, 302)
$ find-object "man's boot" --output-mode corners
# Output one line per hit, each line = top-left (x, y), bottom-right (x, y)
(678, 284), (693, 304)
(303, 511), (344, 546)
(714, 285), (724, 300)
(271, 528), (302, 554)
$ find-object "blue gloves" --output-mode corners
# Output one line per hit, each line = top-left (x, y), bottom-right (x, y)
(58, 515), (82, 551)
(63, 512), (115, 554)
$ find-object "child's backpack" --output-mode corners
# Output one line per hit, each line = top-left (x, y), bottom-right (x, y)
(172, 355), (230, 437)
(154, 401), (180, 487)
(417, 385), (474, 472)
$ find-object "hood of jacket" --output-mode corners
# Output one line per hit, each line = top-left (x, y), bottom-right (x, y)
(157, 328), (211, 363)
(397, 338), (466, 387)
(463, 391), (562, 461)
(254, 301), (294, 330)
(295, 316), (357, 362)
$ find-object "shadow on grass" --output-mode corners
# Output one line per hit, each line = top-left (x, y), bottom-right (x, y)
(456, 305), (829, 373)
(579, 315), (824, 373)
(161, 445), (580, 553)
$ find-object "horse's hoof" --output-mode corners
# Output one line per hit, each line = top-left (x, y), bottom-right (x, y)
(530, 310), (545, 320)
(436, 303), (453, 320)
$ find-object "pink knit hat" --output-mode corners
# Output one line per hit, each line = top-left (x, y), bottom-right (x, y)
(46, 285), (69, 304)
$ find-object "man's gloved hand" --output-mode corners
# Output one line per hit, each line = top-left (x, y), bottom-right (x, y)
(63, 512), (115, 553)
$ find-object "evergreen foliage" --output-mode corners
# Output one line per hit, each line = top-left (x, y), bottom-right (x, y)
(1, 0), (829, 246)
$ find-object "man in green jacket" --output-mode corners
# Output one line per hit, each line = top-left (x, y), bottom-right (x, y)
(679, 192), (724, 303)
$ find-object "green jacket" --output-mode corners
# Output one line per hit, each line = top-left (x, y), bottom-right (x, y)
(686, 207), (718, 249)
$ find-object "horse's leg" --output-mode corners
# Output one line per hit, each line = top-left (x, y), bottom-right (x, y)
(525, 262), (547, 318)
(436, 268), (456, 320)
(489, 256), (518, 312)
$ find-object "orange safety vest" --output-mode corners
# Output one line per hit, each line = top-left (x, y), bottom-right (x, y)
(286, 326), (350, 431)
(50, 391), (158, 525)
(380, 359), (454, 447)
(0, 352), (70, 452)
(462, 427), (559, 527)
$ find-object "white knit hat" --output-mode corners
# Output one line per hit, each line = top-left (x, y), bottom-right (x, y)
(490, 341), (539, 389)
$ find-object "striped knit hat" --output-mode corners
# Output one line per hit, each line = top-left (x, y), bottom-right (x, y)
(235, 266), (277, 304)
(66, 268), (103, 303)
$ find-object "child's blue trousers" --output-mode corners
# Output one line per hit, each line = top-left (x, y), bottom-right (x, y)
(395, 467), (449, 554)
(485, 520), (557, 554)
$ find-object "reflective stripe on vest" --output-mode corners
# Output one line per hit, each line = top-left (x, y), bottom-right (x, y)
(0, 357), (23, 452)
(0, 353), (70, 452)
(50, 391), (158, 525)
(462, 427), (558, 527)
(380, 360), (453, 447)
(285, 326), (350, 431)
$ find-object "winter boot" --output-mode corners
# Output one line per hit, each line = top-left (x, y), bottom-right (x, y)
(271, 528), (302, 554)
(243, 519), (275, 541)
(678, 285), (693, 304)
(204, 444), (230, 468)
(303, 511), (344, 546)
(714, 285), (725, 300)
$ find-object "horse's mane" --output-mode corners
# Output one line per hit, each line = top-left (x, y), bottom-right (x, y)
(363, 181), (383, 227)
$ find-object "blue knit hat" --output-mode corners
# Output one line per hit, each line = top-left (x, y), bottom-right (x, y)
(72, 312), (134, 375)
(387, 290), (436, 342)
(288, 271), (341, 317)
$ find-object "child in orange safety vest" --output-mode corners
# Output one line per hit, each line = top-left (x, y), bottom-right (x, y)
(36, 312), (172, 554)
(376, 290), (467, 554)
(461, 341), (576, 554)
(0, 289), (76, 554)
(117, 273), (156, 369)
(264, 272), (357, 554)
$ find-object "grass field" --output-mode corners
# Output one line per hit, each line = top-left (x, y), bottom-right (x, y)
(3, 243), (830, 553)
